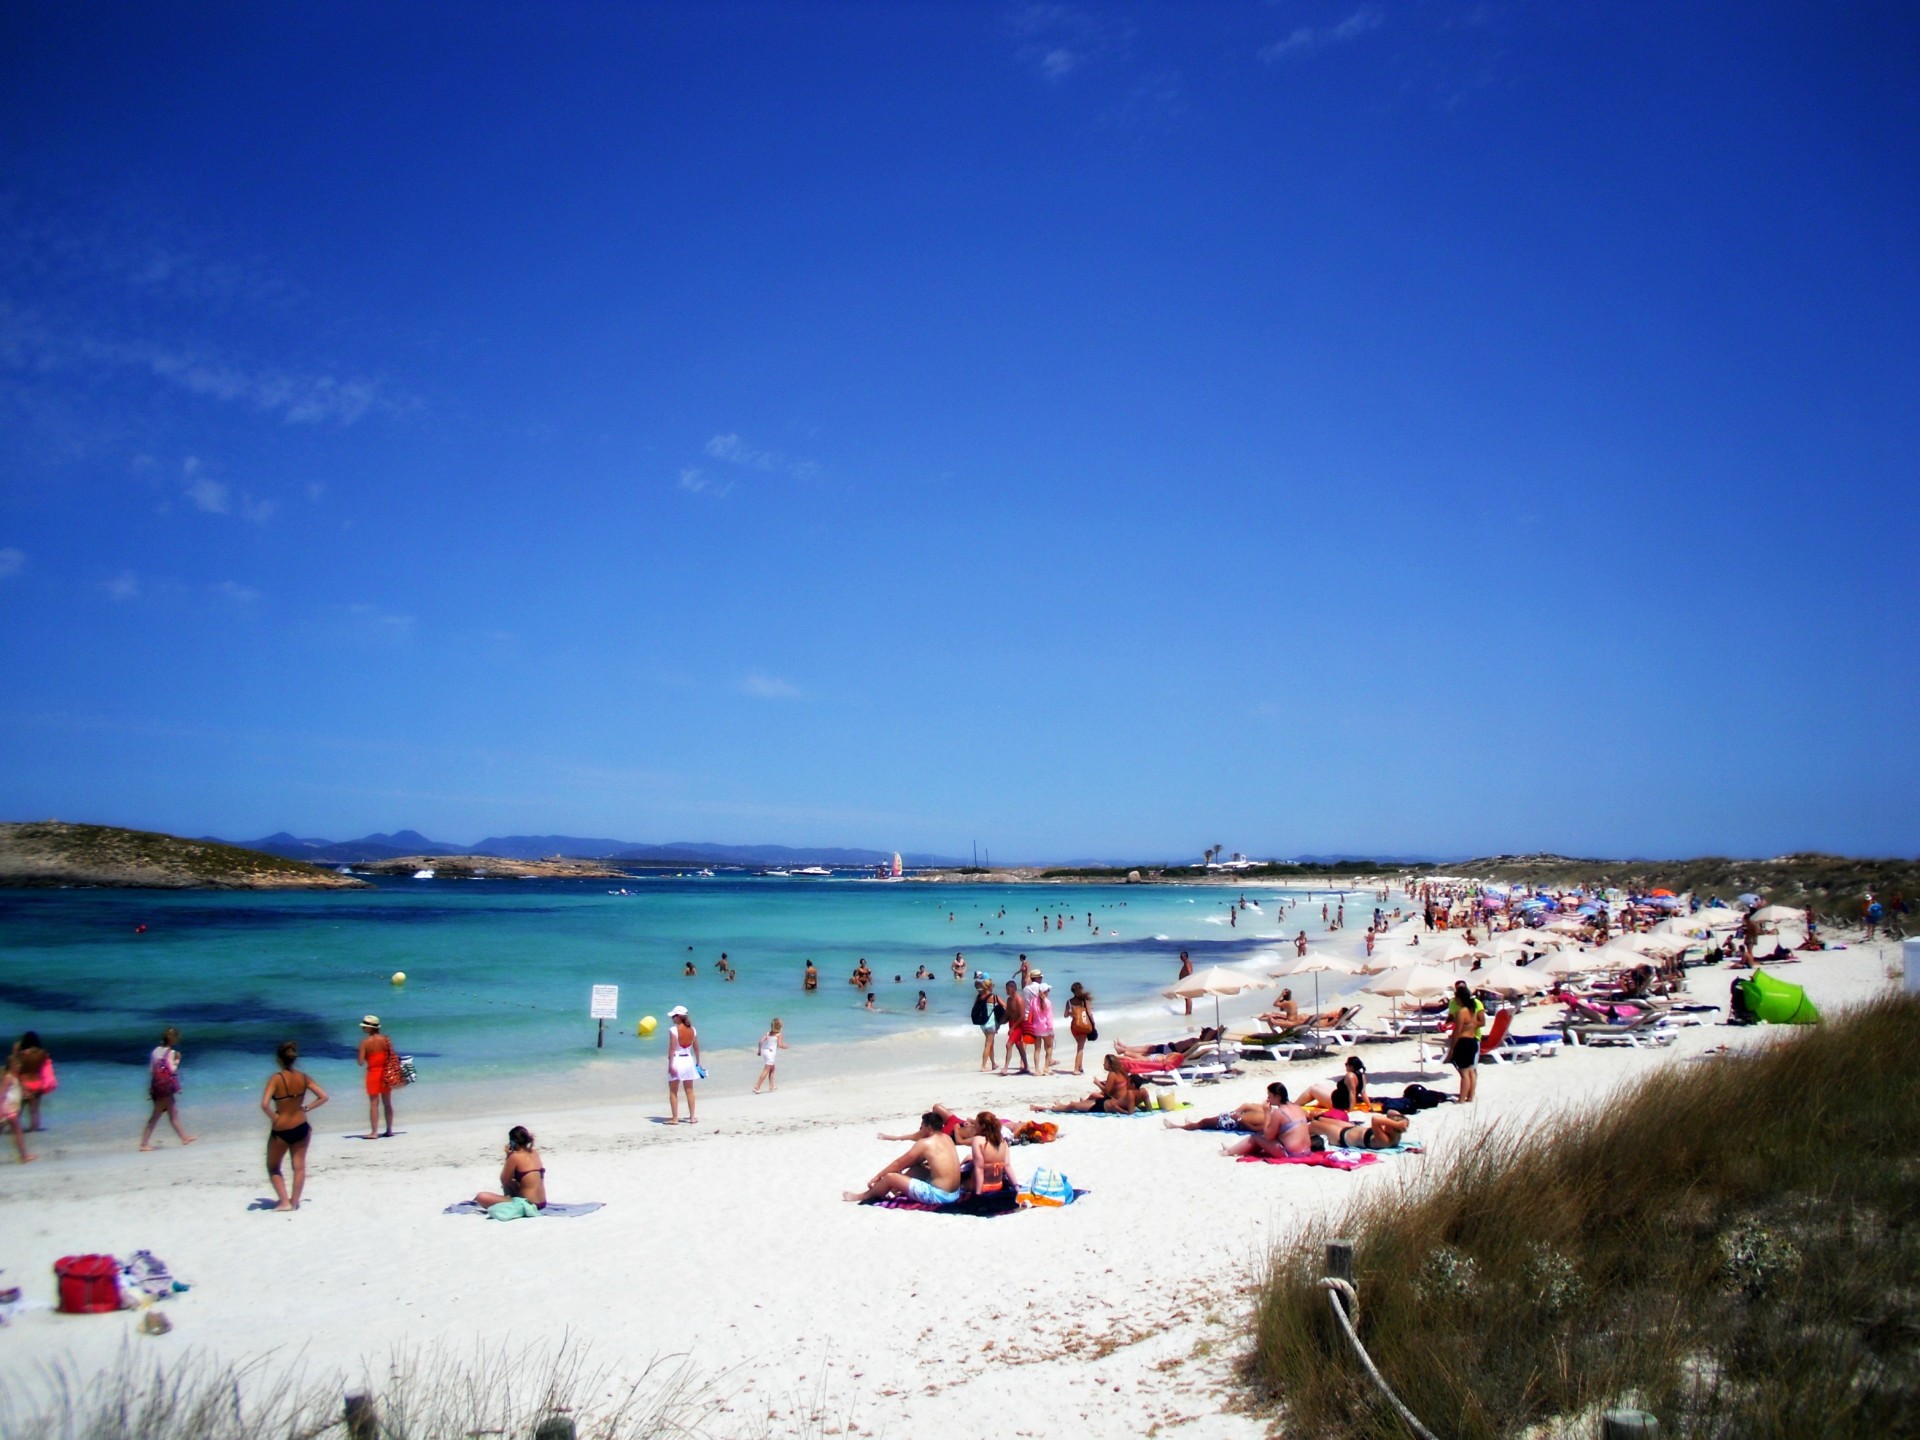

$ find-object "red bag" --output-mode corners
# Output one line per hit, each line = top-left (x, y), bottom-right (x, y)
(55, 1254), (121, 1314)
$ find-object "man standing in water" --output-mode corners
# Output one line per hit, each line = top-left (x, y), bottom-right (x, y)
(1177, 951), (1193, 1016)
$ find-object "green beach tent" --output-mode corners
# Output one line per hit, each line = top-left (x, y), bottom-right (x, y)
(1737, 969), (1820, 1025)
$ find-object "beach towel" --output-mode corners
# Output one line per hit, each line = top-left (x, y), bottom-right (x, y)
(441, 1201), (605, 1219)
(1236, 1150), (1378, 1170)
(871, 1187), (1089, 1216)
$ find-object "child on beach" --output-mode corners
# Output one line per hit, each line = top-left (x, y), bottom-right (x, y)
(753, 1019), (787, 1093)
(0, 1052), (36, 1163)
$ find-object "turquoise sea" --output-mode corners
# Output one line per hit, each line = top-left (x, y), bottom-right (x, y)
(0, 876), (1374, 1136)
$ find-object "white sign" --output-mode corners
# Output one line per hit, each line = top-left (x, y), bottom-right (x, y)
(590, 984), (619, 1020)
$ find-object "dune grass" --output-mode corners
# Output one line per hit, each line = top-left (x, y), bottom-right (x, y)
(1248, 994), (1920, 1439)
(0, 1340), (728, 1440)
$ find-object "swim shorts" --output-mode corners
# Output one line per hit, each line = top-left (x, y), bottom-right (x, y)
(905, 1178), (961, 1206)
(1448, 1038), (1479, 1069)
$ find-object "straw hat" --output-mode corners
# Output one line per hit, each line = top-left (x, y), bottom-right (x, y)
(360, 1015), (380, 1030)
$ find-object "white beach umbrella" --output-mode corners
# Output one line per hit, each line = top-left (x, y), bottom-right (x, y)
(1541, 946), (1600, 977)
(1751, 905), (1807, 928)
(1473, 961), (1556, 997)
(1592, 938), (1656, 970)
(1636, 931), (1698, 957)
(1269, 949), (1358, 1016)
(1164, 965), (1271, 1032)
(1545, 917), (1590, 934)
(1655, 915), (1713, 937)
(1363, 962), (1457, 999)
(1428, 933), (1493, 967)
(1692, 909), (1743, 931)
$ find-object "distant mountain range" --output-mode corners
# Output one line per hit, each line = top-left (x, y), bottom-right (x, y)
(225, 830), (968, 868)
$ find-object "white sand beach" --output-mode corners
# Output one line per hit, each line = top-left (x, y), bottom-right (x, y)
(0, 936), (1902, 1438)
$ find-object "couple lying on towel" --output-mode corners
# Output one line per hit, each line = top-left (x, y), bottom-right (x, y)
(845, 1109), (1017, 1210)
(1165, 1081), (1409, 1154)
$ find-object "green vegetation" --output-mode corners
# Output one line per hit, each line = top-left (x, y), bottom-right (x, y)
(1248, 995), (1920, 1439)
(0, 820), (363, 889)
(1458, 852), (1917, 920)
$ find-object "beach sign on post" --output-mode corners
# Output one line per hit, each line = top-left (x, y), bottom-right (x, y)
(591, 984), (619, 1048)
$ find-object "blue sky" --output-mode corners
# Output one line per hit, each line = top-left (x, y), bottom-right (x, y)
(1, 2), (1915, 861)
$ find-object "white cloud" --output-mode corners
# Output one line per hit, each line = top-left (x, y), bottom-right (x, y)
(105, 570), (140, 600)
(677, 467), (732, 498)
(306, 482), (326, 503)
(1260, 7), (1383, 61)
(739, 672), (803, 700)
(701, 433), (819, 482)
(241, 495), (277, 525)
(0, 547), (23, 579)
(186, 477), (230, 514)
(346, 602), (414, 636)
(1010, 4), (1118, 82)
(705, 433), (776, 469)
(213, 581), (261, 604)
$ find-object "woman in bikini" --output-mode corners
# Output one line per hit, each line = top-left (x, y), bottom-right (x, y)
(0, 1052), (36, 1163)
(1221, 1082), (1312, 1158)
(475, 1125), (547, 1209)
(968, 1111), (1016, 1210)
(357, 1015), (397, 1138)
(1066, 983), (1096, 1075)
(261, 1041), (328, 1211)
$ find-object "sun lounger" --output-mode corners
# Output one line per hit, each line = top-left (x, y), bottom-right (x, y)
(1561, 1013), (1676, 1048)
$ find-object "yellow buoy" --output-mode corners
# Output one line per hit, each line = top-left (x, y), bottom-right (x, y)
(391, 971), (407, 985)
(637, 1015), (657, 1037)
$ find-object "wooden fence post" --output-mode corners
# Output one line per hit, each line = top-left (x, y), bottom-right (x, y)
(343, 1393), (378, 1440)
(533, 1417), (577, 1440)
(1600, 1410), (1658, 1440)
(1325, 1239), (1354, 1318)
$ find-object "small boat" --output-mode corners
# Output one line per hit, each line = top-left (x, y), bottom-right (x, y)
(795, 866), (832, 877)
(412, 868), (435, 880)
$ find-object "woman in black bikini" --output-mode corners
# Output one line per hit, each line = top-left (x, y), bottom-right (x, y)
(261, 1041), (328, 1212)
(475, 1125), (547, 1209)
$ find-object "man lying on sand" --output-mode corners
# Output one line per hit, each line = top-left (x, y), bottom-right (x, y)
(844, 1110), (964, 1206)
(1164, 1081), (1287, 1132)
(1111, 1027), (1222, 1058)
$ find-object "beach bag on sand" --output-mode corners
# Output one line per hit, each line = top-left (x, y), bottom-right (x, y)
(54, 1255), (121, 1314)
(1018, 1167), (1075, 1207)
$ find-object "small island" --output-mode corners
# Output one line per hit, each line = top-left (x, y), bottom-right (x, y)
(353, 854), (630, 880)
(0, 820), (372, 890)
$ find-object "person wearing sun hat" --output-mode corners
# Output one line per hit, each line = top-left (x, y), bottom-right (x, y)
(665, 1005), (701, 1124)
(356, 1014), (397, 1138)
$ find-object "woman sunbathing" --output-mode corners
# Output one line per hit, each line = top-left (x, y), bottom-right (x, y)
(1298, 1055), (1370, 1109)
(1307, 1092), (1409, 1150)
(1220, 1083), (1311, 1158)
(1040, 1055), (1147, 1114)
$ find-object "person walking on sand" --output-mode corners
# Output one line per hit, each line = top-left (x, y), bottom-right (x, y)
(0, 1052), (37, 1163)
(753, 1018), (787, 1093)
(10, 1031), (54, 1133)
(1177, 951), (1194, 1016)
(1066, 982), (1096, 1074)
(140, 1026), (196, 1150)
(666, 1005), (701, 1123)
(1000, 979), (1031, 1075)
(973, 980), (1003, 1070)
(1024, 971), (1055, 1075)
(357, 1015), (398, 1138)
(261, 1041), (327, 1211)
